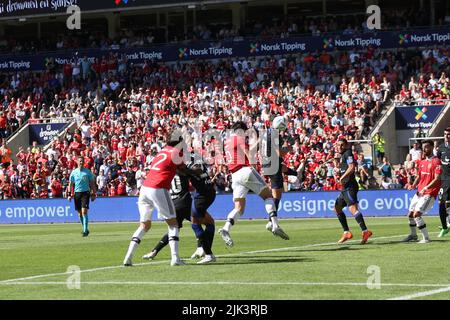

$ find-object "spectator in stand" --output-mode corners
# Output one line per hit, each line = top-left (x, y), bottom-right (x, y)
(409, 142), (423, 161)
(96, 169), (108, 196)
(379, 157), (393, 179)
(50, 173), (63, 198)
(0, 140), (12, 168)
(357, 153), (370, 186)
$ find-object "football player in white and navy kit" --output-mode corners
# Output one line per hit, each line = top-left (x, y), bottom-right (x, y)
(437, 127), (450, 237)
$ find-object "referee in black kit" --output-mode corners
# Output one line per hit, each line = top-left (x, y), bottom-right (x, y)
(334, 138), (373, 244)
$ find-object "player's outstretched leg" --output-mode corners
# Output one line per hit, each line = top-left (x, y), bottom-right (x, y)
(219, 206), (242, 247)
(142, 234), (169, 260)
(123, 222), (150, 266)
(260, 188), (289, 240)
(266, 190), (282, 233)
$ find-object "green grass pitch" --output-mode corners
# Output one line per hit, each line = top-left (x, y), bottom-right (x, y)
(0, 217), (449, 300)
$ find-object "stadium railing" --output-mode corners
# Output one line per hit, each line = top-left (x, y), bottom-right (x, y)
(408, 136), (444, 151)
(394, 99), (450, 107)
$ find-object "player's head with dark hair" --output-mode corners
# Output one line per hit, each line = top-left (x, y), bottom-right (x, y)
(337, 138), (349, 153)
(445, 127), (450, 144)
(422, 140), (434, 157)
(231, 121), (248, 132)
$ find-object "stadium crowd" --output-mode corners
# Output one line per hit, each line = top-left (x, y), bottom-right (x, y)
(0, 42), (449, 199)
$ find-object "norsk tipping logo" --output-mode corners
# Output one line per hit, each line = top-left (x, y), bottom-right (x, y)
(178, 48), (188, 59)
(323, 38), (333, 49)
(398, 34), (410, 44)
(415, 107), (428, 121)
(249, 43), (259, 53)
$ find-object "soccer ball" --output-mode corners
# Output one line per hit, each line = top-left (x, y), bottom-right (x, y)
(272, 116), (287, 131)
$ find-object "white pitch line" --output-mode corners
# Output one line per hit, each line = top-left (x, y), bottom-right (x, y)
(1, 281), (449, 288)
(0, 232), (431, 284)
(387, 285), (450, 300)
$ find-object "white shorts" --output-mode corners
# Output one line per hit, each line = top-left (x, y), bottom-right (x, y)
(138, 186), (177, 222)
(409, 194), (435, 214)
(231, 166), (268, 200)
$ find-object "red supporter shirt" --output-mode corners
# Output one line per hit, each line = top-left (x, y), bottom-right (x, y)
(118, 146), (127, 161)
(51, 179), (62, 197)
(0, 116), (6, 129)
(225, 134), (250, 173)
(143, 146), (184, 190)
(108, 185), (117, 197)
(417, 157), (442, 197)
(117, 181), (126, 195)
(111, 137), (119, 151)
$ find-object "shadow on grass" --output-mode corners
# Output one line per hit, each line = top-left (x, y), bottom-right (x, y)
(366, 239), (449, 246)
(294, 246), (361, 252)
(197, 255), (315, 265)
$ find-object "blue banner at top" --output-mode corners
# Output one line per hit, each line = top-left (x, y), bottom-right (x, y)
(0, 27), (450, 72)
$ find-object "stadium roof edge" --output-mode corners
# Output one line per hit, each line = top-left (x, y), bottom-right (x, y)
(0, 0), (258, 22)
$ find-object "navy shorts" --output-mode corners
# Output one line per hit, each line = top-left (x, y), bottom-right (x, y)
(264, 157), (284, 189)
(268, 171), (284, 189)
(335, 188), (359, 208)
(192, 191), (216, 219)
(174, 197), (192, 228)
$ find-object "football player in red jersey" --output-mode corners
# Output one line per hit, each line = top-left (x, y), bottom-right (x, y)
(123, 132), (201, 266)
(404, 140), (442, 243)
(218, 121), (289, 248)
